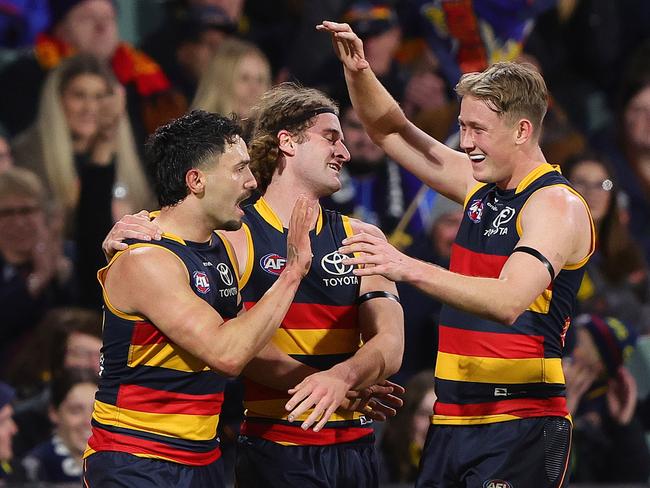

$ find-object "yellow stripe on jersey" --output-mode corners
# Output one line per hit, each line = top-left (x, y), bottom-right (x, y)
(244, 399), (363, 422)
(515, 163), (558, 194)
(527, 288), (552, 314)
(128, 343), (210, 372)
(432, 413), (521, 425)
(463, 182), (487, 209)
(238, 223), (255, 289)
(435, 352), (565, 384)
(271, 328), (361, 355)
(92, 400), (219, 441)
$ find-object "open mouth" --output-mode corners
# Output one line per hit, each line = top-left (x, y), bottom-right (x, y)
(327, 163), (341, 173)
(469, 154), (486, 163)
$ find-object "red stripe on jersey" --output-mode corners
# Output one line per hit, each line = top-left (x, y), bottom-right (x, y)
(450, 243), (509, 278)
(87, 426), (221, 466)
(434, 396), (568, 418)
(438, 325), (545, 359)
(240, 421), (373, 445)
(243, 302), (358, 330)
(130, 321), (167, 345)
(116, 384), (224, 415)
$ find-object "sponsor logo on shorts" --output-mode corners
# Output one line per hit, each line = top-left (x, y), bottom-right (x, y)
(483, 480), (512, 488)
(260, 253), (287, 275)
(193, 271), (210, 294)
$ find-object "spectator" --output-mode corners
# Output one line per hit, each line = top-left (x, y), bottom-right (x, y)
(0, 168), (74, 372)
(564, 313), (650, 483)
(12, 55), (153, 307)
(191, 37), (271, 120)
(0, 0), (182, 140)
(7, 308), (102, 458)
(21, 368), (98, 484)
(0, 382), (18, 483)
(563, 152), (650, 333)
(140, 3), (238, 104)
(380, 370), (436, 483)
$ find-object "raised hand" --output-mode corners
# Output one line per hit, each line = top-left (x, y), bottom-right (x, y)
(607, 366), (638, 425)
(316, 21), (369, 72)
(285, 195), (315, 277)
(102, 210), (161, 260)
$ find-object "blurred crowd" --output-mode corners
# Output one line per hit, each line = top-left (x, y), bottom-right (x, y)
(0, 0), (649, 485)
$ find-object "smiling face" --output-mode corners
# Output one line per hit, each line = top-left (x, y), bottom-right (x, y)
(61, 73), (109, 144)
(458, 95), (520, 187)
(49, 382), (96, 458)
(201, 136), (257, 230)
(232, 53), (271, 119)
(292, 113), (351, 198)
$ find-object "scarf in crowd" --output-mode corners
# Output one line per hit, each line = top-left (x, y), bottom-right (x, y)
(34, 32), (170, 96)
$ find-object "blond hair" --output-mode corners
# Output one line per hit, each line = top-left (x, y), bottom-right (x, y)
(191, 38), (271, 117)
(247, 83), (339, 193)
(455, 62), (548, 137)
(0, 166), (44, 204)
(38, 55), (151, 212)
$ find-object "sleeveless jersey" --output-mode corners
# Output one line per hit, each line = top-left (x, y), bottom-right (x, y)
(84, 232), (241, 465)
(239, 197), (373, 445)
(434, 163), (595, 425)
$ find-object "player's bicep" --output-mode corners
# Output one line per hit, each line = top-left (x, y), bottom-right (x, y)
(107, 247), (226, 359)
(357, 273), (402, 342)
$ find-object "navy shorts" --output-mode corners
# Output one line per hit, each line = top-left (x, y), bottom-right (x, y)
(83, 451), (225, 488)
(235, 434), (378, 488)
(416, 417), (571, 488)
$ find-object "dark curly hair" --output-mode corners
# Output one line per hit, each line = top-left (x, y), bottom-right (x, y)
(145, 110), (243, 207)
(247, 83), (338, 194)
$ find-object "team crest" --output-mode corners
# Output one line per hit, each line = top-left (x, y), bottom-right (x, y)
(468, 199), (484, 223)
(193, 271), (210, 294)
(260, 253), (287, 275)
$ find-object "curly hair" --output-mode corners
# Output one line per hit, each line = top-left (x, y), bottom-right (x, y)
(247, 83), (338, 193)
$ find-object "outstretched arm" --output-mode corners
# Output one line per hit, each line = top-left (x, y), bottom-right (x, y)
(339, 186), (593, 324)
(317, 20), (475, 204)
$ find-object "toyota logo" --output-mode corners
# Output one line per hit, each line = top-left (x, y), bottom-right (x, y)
(320, 251), (353, 276)
(216, 263), (234, 286)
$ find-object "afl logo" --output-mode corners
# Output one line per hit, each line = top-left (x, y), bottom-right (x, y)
(193, 271), (210, 294)
(216, 263), (233, 286)
(261, 253), (287, 275)
(468, 199), (484, 223)
(321, 251), (353, 276)
(483, 481), (512, 488)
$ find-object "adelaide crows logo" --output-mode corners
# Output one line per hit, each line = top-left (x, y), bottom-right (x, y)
(468, 199), (484, 223)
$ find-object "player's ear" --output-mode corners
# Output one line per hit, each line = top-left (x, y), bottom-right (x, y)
(278, 130), (296, 157)
(514, 119), (533, 145)
(186, 168), (206, 195)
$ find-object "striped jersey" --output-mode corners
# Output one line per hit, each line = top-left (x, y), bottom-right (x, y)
(84, 232), (241, 465)
(239, 197), (373, 445)
(434, 163), (595, 425)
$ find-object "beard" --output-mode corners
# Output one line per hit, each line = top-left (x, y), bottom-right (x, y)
(222, 219), (243, 231)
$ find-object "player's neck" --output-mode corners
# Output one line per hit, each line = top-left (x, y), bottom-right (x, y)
(155, 204), (215, 243)
(497, 147), (548, 190)
(262, 184), (319, 229)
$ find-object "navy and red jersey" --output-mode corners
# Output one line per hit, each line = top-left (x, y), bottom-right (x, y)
(84, 232), (242, 465)
(239, 197), (373, 445)
(434, 163), (595, 425)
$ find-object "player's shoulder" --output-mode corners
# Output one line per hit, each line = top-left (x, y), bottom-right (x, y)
(348, 218), (386, 240)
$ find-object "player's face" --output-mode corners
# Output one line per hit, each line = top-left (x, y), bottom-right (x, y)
(50, 382), (96, 457)
(0, 404), (17, 462)
(203, 137), (257, 230)
(293, 113), (351, 197)
(458, 95), (520, 187)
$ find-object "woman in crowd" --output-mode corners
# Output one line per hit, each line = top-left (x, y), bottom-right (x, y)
(191, 37), (271, 120)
